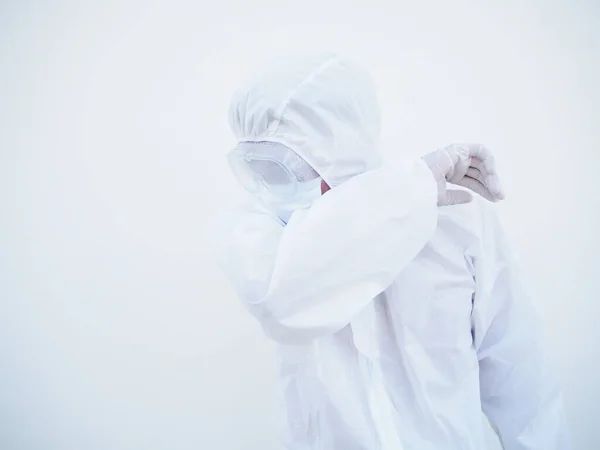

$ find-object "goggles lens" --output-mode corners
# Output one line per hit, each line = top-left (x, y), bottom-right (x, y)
(227, 141), (319, 198)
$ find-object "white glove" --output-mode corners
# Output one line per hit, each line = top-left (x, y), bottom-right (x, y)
(423, 143), (505, 206)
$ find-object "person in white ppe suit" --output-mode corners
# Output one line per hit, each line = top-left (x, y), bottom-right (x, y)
(216, 52), (570, 449)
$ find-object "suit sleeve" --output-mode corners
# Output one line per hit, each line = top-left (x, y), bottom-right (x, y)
(215, 159), (438, 344)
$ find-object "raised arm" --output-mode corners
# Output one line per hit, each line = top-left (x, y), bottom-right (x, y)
(216, 159), (438, 343)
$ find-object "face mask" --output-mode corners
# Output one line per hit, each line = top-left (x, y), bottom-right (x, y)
(258, 177), (322, 224)
(227, 140), (324, 223)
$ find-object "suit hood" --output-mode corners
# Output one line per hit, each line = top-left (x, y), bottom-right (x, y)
(228, 52), (382, 187)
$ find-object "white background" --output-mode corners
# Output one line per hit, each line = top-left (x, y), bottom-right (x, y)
(1, 1), (598, 449)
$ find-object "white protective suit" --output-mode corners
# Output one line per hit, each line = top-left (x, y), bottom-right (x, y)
(217, 52), (570, 449)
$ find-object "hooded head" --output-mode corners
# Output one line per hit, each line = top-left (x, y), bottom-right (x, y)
(228, 52), (382, 189)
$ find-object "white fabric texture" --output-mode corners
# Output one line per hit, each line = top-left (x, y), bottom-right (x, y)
(218, 52), (569, 449)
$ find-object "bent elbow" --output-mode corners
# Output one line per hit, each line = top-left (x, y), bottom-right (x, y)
(247, 302), (345, 344)
(262, 318), (342, 344)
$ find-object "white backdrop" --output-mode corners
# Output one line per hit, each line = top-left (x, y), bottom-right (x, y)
(1, 1), (598, 449)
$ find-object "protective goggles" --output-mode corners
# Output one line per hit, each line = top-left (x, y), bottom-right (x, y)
(227, 141), (320, 197)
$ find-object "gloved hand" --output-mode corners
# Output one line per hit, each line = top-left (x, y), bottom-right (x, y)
(423, 143), (505, 206)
